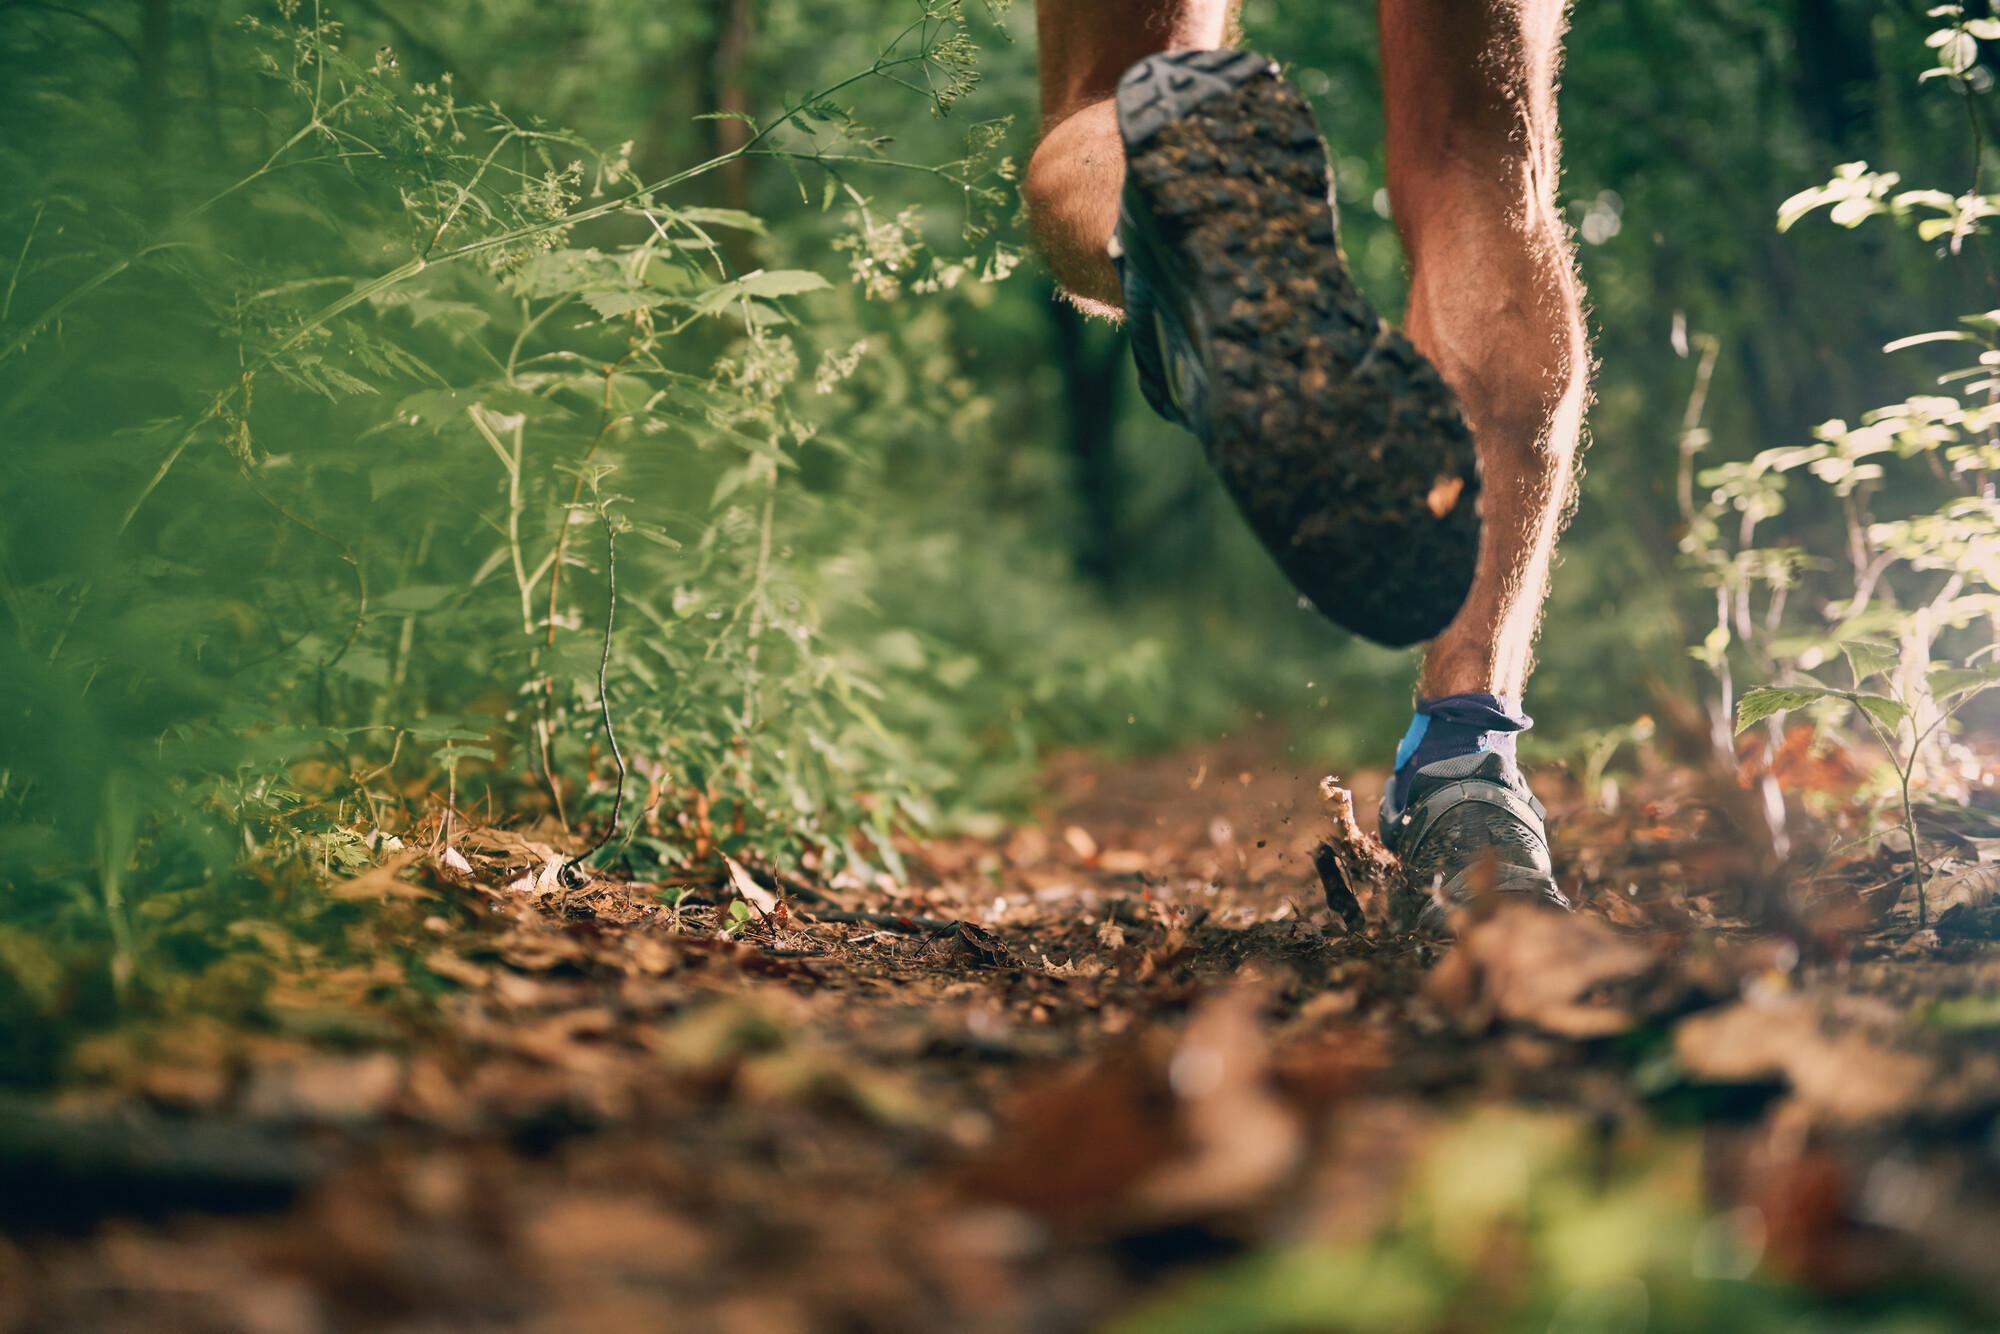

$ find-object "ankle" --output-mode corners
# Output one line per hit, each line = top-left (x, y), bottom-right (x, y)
(1389, 692), (1532, 808)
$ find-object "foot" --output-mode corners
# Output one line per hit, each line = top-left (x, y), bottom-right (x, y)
(1112, 49), (1482, 647)
(1379, 751), (1569, 932)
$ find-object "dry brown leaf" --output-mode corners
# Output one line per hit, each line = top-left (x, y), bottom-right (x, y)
(1425, 903), (1660, 1038)
(1063, 825), (1101, 863)
(1674, 996), (1935, 1125)
(425, 950), (491, 989)
(326, 850), (431, 902)
(723, 854), (779, 914)
(240, 1052), (403, 1123)
(1132, 987), (1304, 1218)
(1931, 863), (2000, 936)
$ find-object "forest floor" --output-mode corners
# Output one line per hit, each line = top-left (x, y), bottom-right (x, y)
(5, 738), (2000, 1332)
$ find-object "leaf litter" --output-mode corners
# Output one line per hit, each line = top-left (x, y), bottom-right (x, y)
(5, 744), (2000, 1329)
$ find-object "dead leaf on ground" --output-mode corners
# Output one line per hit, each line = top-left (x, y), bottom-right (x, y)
(489, 929), (590, 973)
(1930, 864), (2000, 936)
(240, 1052), (403, 1124)
(930, 921), (1023, 971)
(326, 850), (431, 902)
(1132, 987), (1304, 1219)
(959, 985), (1303, 1227)
(523, 1195), (709, 1278)
(1063, 825), (1100, 864)
(1425, 904), (1662, 1038)
(723, 854), (780, 914)
(1674, 995), (1935, 1125)
(955, 1040), (1180, 1223)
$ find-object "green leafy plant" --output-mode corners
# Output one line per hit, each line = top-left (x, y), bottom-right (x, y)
(0, 0), (1023, 1008)
(1686, 3), (2000, 915)
(1735, 643), (1999, 923)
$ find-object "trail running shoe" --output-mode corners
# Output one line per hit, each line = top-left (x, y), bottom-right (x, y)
(1380, 751), (1569, 932)
(1113, 49), (1481, 647)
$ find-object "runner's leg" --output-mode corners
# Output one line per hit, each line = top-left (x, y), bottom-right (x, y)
(1379, 0), (1590, 698)
(1025, 0), (1238, 313)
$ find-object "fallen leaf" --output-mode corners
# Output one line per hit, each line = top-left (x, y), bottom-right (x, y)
(1132, 987), (1304, 1217)
(240, 1052), (403, 1123)
(326, 851), (431, 902)
(1674, 996), (1935, 1125)
(1425, 904), (1660, 1038)
(1062, 825), (1100, 863)
(1930, 863), (2000, 936)
(424, 950), (490, 989)
(723, 854), (779, 914)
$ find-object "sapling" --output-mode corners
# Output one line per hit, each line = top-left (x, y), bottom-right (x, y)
(1736, 642), (1999, 926)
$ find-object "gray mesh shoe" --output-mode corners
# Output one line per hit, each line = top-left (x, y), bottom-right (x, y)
(1379, 751), (1569, 932)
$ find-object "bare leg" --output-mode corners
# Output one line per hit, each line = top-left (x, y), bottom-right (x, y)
(1025, 0), (1237, 314)
(1381, 0), (1590, 699)
(1027, 0), (1587, 686)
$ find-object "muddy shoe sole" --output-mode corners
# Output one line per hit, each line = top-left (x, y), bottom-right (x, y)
(1115, 50), (1480, 647)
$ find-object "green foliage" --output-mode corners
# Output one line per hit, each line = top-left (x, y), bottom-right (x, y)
(1710, 5), (2000, 912)
(1115, 1107), (1958, 1334)
(1692, 6), (2000, 876)
(6, 0), (2000, 1043)
(0, 0), (1175, 1029)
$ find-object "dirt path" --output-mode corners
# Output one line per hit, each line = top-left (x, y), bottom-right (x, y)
(5, 743), (2000, 1331)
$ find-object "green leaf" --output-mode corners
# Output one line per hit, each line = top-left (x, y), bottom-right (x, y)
(582, 290), (667, 318)
(375, 584), (456, 614)
(736, 269), (831, 299)
(671, 207), (768, 235)
(1735, 685), (1834, 734)
(1852, 693), (1909, 735)
(693, 269), (831, 318)
(1840, 638), (1899, 685)
(1929, 664), (2000, 703)
(1883, 330), (1977, 353)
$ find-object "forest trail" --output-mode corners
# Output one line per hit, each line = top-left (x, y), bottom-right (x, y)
(6, 741), (2000, 1331)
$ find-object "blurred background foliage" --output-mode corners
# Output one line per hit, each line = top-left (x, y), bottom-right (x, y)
(0, 0), (1994, 1043)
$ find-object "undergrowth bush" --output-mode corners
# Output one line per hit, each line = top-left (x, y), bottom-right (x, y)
(0, 0), (1230, 1038)
(1683, 5), (2000, 884)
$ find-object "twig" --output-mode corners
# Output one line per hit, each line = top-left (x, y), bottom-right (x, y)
(809, 907), (963, 934)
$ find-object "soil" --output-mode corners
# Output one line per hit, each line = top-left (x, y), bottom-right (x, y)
(4, 739), (2000, 1332)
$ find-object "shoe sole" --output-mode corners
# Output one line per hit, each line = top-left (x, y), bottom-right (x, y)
(1116, 50), (1481, 647)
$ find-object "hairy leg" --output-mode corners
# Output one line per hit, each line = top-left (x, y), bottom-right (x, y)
(1380, 0), (1590, 698)
(1025, 0), (1238, 313)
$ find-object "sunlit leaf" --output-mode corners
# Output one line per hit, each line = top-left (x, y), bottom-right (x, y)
(1735, 686), (1834, 734)
(1852, 692), (1909, 735)
(1839, 638), (1899, 685)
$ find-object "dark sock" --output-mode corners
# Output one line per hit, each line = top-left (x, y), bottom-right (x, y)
(1388, 692), (1532, 812)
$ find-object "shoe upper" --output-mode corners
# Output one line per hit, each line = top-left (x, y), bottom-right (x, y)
(1113, 214), (1205, 434)
(1381, 750), (1567, 929)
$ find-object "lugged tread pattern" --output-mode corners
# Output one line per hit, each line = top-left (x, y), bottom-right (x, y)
(1115, 50), (1481, 647)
